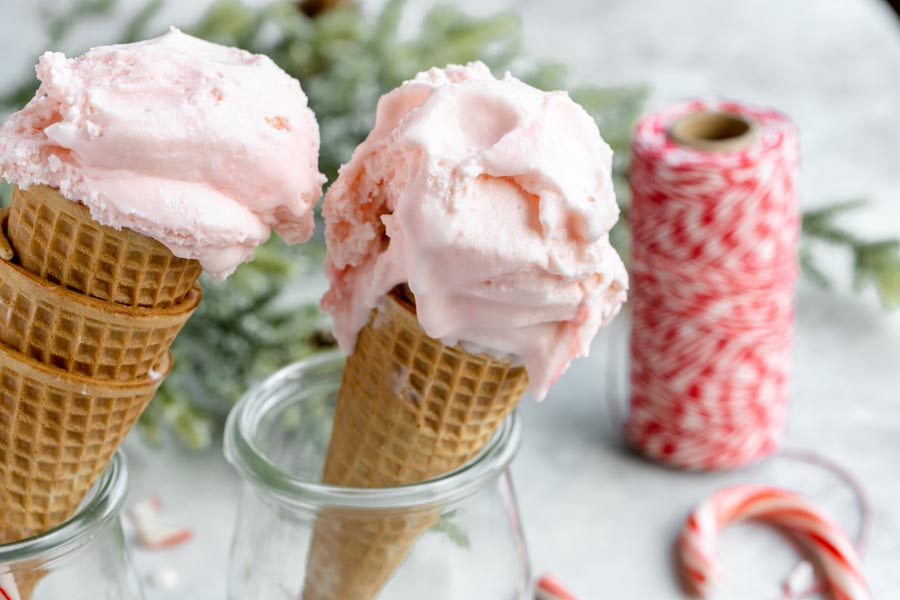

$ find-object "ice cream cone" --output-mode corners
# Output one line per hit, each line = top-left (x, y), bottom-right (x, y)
(0, 345), (171, 545)
(0, 29), (328, 598)
(8, 185), (202, 308)
(0, 212), (199, 380)
(3, 570), (42, 600)
(302, 288), (528, 599)
(303, 508), (439, 600)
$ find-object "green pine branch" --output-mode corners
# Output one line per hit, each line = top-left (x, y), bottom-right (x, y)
(429, 511), (471, 549)
(801, 200), (900, 309)
(122, 0), (165, 43)
(43, 0), (118, 47)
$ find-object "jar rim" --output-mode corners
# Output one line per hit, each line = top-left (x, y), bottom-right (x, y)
(0, 451), (127, 562)
(224, 351), (522, 510)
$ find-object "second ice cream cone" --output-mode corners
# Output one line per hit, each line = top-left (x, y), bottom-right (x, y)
(312, 60), (628, 599)
(8, 185), (202, 308)
(302, 288), (528, 599)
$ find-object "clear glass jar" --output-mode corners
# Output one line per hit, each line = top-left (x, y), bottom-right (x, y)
(225, 351), (531, 600)
(0, 451), (143, 600)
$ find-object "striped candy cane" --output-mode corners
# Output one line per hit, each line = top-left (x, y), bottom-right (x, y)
(679, 485), (870, 600)
(535, 574), (578, 600)
(0, 573), (19, 600)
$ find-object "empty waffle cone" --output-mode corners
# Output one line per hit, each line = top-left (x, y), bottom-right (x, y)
(8, 185), (202, 308)
(302, 289), (528, 600)
(0, 345), (171, 545)
(0, 211), (200, 380)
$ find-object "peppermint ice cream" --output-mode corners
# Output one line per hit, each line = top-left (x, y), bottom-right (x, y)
(0, 27), (325, 278)
(322, 61), (627, 399)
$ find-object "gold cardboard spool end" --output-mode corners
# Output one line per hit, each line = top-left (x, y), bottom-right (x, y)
(669, 110), (758, 152)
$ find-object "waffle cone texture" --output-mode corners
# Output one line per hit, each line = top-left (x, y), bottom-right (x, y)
(0, 187), (200, 598)
(9, 185), (202, 308)
(0, 347), (170, 544)
(302, 290), (529, 600)
(0, 212), (199, 380)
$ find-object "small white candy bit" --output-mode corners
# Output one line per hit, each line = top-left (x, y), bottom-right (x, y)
(129, 496), (161, 522)
(47, 154), (62, 172)
(147, 566), (179, 590)
(535, 573), (577, 600)
(783, 561), (816, 597)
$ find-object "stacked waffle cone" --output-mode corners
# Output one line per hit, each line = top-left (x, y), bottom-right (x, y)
(0, 185), (201, 597)
(302, 288), (529, 600)
(8, 184), (203, 308)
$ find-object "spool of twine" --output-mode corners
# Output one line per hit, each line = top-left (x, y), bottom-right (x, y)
(625, 99), (800, 470)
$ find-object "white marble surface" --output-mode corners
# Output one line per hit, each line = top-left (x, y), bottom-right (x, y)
(2, 0), (900, 598)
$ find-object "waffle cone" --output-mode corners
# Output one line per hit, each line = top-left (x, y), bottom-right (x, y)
(0, 212), (199, 380)
(0, 344), (171, 545)
(8, 185), (202, 308)
(3, 569), (42, 600)
(302, 290), (528, 599)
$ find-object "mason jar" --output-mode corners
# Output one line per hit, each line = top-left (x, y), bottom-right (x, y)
(224, 351), (531, 600)
(0, 451), (143, 599)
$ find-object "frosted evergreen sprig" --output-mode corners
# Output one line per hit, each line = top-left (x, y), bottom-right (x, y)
(802, 199), (900, 309)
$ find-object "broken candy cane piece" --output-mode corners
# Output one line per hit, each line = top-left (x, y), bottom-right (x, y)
(137, 521), (193, 549)
(536, 573), (577, 600)
(129, 496), (193, 549)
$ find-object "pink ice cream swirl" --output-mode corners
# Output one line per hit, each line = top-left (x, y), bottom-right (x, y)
(0, 27), (325, 279)
(322, 62), (627, 400)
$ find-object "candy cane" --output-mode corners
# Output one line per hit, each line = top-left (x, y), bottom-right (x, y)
(678, 485), (869, 600)
(535, 574), (578, 600)
(0, 573), (20, 600)
(129, 496), (193, 550)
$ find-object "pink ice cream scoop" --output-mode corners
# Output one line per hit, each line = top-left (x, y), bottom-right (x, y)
(0, 27), (325, 278)
(322, 62), (627, 400)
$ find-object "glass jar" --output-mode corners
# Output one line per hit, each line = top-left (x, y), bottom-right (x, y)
(0, 451), (143, 599)
(225, 351), (531, 600)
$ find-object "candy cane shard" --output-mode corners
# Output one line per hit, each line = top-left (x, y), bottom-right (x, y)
(0, 573), (20, 600)
(129, 496), (193, 550)
(536, 573), (578, 600)
(678, 485), (870, 600)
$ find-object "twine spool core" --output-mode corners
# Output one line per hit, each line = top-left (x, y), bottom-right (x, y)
(669, 110), (757, 152)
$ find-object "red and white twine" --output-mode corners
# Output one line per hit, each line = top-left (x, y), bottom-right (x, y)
(625, 99), (800, 470)
(678, 485), (870, 600)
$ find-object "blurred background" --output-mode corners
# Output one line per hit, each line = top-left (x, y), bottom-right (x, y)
(1, 1), (898, 598)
